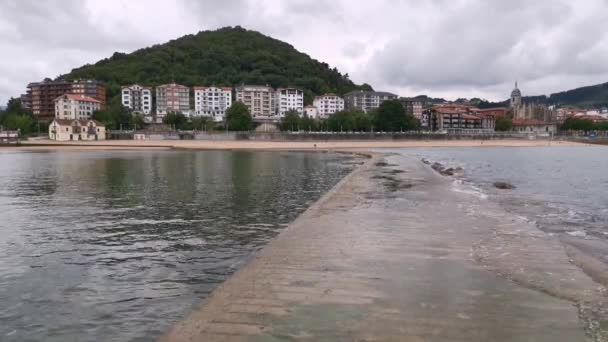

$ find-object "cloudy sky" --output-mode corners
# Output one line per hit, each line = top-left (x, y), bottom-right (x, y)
(1, 0), (608, 105)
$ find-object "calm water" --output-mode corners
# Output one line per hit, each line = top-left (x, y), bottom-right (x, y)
(0, 150), (357, 342)
(391, 146), (608, 238)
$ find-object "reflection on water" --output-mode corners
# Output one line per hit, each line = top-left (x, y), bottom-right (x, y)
(0, 150), (356, 342)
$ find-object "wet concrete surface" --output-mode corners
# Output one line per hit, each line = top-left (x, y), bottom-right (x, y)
(161, 154), (605, 341)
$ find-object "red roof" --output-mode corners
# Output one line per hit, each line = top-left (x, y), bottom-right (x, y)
(461, 114), (482, 120)
(55, 94), (101, 103)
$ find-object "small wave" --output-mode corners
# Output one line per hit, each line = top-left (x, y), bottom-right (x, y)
(566, 230), (587, 238)
(450, 179), (488, 200)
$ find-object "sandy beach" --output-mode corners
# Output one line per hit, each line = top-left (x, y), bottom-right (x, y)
(1, 138), (588, 152)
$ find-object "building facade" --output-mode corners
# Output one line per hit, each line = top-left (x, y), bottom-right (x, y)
(313, 94), (344, 119)
(344, 90), (398, 113)
(510, 82), (556, 123)
(26, 79), (106, 121)
(304, 105), (319, 119)
(121, 85), (152, 116)
(194, 86), (233, 122)
(428, 105), (496, 131)
(235, 85), (276, 122)
(399, 98), (423, 120)
(54, 94), (102, 121)
(156, 83), (190, 121)
(48, 119), (106, 141)
(275, 88), (304, 117)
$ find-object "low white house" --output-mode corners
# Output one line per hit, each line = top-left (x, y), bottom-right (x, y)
(512, 119), (557, 133)
(304, 105), (319, 119)
(49, 119), (106, 141)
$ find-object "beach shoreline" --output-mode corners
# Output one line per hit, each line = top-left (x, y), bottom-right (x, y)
(0, 138), (589, 152)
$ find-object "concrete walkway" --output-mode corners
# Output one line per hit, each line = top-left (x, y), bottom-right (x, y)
(161, 154), (598, 341)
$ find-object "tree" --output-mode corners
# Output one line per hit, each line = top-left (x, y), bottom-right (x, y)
(300, 114), (318, 132)
(163, 112), (188, 130)
(374, 100), (420, 131)
(92, 96), (132, 130)
(352, 110), (372, 131)
(280, 110), (301, 131)
(226, 102), (253, 131)
(191, 116), (216, 131)
(327, 110), (356, 131)
(495, 117), (513, 131)
(131, 114), (145, 130)
(560, 117), (596, 132)
(4, 113), (34, 135)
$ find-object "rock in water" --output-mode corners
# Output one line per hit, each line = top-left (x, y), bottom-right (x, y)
(494, 182), (516, 190)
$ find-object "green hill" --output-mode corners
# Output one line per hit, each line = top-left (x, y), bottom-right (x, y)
(61, 26), (371, 104)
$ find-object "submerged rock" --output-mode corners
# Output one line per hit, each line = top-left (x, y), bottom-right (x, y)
(494, 182), (516, 190)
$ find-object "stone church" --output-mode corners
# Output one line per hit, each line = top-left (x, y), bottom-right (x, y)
(510, 82), (556, 122)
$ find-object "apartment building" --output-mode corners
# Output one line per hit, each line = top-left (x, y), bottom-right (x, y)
(54, 94), (102, 120)
(313, 94), (345, 119)
(275, 88), (304, 117)
(194, 86), (232, 122)
(344, 90), (398, 113)
(156, 83), (190, 121)
(235, 85), (275, 122)
(26, 79), (106, 121)
(399, 98), (423, 120)
(121, 85), (152, 115)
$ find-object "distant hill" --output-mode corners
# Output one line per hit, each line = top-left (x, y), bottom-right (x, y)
(542, 82), (608, 107)
(60, 26), (372, 104)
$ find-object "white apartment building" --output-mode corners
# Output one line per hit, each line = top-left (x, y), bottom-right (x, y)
(313, 94), (345, 119)
(54, 94), (101, 120)
(194, 86), (232, 122)
(344, 90), (398, 113)
(156, 83), (191, 122)
(276, 88), (304, 117)
(304, 105), (319, 119)
(235, 85), (275, 122)
(121, 85), (152, 115)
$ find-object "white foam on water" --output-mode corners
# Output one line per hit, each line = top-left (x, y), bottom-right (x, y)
(450, 179), (488, 200)
(566, 230), (587, 238)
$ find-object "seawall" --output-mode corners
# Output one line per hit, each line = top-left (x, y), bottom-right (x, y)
(160, 152), (605, 341)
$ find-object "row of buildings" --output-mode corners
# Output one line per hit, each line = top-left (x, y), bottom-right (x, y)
(21, 78), (424, 125)
(120, 84), (421, 124)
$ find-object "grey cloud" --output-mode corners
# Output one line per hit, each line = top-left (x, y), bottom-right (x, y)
(1, 0), (607, 104)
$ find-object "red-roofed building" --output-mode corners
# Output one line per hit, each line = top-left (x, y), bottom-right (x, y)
(427, 105), (497, 131)
(54, 94), (102, 120)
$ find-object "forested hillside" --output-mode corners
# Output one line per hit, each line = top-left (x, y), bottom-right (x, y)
(61, 26), (371, 104)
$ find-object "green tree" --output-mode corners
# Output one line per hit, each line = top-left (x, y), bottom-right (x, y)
(191, 116), (216, 131)
(130, 114), (146, 130)
(300, 115), (318, 132)
(327, 110), (356, 131)
(352, 110), (372, 131)
(92, 96), (132, 130)
(226, 102), (253, 131)
(4, 114), (34, 135)
(495, 117), (513, 131)
(280, 110), (301, 131)
(163, 112), (188, 130)
(374, 100), (420, 131)
(560, 117), (596, 132)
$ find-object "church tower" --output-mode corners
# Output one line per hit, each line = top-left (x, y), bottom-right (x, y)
(510, 81), (522, 108)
